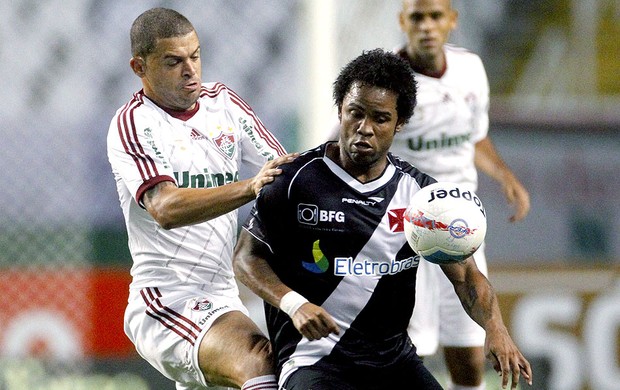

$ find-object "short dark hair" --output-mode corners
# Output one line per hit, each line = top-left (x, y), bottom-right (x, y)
(333, 48), (417, 123)
(130, 8), (195, 58)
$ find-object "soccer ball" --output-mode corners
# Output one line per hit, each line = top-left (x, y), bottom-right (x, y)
(403, 182), (487, 264)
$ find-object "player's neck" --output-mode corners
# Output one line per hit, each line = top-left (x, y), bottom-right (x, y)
(400, 48), (447, 78)
(326, 143), (388, 184)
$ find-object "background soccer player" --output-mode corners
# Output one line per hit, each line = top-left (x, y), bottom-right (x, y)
(392, 1), (531, 389)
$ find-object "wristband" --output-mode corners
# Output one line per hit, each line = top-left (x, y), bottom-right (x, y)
(279, 291), (309, 318)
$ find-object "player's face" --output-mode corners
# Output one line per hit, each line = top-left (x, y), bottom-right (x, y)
(399, 0), (457, 61)
(337, 82), (402, 181)
(134, 31), (202, 111)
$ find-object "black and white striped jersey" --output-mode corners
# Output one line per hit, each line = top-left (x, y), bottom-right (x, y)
(243, 142), (436, 382)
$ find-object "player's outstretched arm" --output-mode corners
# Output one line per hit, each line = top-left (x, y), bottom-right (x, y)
(474, 137), (530, 222)
(233, 230), (339, 340)
(142, 153), (297, 229)
(441, 258), (533, 389)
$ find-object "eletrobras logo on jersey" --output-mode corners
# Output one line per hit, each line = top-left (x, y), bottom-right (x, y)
(334, 256), (420, 276)
(302, 239), (420, 276)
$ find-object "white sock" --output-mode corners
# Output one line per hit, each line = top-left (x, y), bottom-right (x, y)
(241, 374), (278, 390)
(447, 382), (486, 390)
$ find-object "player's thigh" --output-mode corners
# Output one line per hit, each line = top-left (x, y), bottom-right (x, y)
(198, 310), (273, 385)
(407, 259), (442, 355)
(283, 366), (357, 390)
(387, 348), (444, 390)
(125, 287), (249, 388)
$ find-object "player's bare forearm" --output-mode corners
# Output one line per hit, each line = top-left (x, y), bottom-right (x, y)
(474, 137), (530, 222)
(144, 180), (256, 229)
(233, 230), (292, 308)
(451, 264), (501, 330)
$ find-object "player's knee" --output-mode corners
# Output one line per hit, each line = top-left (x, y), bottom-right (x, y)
(445, 347), (485, 385)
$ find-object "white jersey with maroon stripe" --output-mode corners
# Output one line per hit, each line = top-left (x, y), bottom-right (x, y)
(391, 45), (490, 354)
(107, 82), (286, 295)
(391, 44), (489, 192)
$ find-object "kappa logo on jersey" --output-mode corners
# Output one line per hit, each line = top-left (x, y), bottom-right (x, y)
(191, 298), (213, 311)
(298, 204), (345, 225)
(302, 240), (329, 273)
(387, 208), (407, 232)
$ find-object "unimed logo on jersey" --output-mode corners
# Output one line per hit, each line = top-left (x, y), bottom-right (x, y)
(387, 208), (406, 232)
(297, 204), (345, 225)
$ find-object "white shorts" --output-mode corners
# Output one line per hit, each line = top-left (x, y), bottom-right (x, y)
(124, 286), (249, 389)
(408, 244), (488, 356)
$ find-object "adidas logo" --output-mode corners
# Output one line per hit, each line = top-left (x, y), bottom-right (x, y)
(190, 128), (206, 141)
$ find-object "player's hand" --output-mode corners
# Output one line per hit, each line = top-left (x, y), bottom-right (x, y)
(484, 324), (533, 389)
(291, 302), (340, 340)
(502, 174), (530, 223)
(250, 153), (298, 196)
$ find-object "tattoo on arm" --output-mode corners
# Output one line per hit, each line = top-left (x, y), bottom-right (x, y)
(462, 277), (497, 324)
(463, 285), (479, 313)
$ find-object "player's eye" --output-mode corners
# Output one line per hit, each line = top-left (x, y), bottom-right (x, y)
(409, 13), (423, 23)
(431, 12), (443, 20)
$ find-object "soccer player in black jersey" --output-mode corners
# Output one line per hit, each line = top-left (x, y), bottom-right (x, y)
(233, 49), (532, 390)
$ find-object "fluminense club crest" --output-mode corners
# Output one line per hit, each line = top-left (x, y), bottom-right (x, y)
(191, 298), (213, 311)
(212, 128), (236, 160)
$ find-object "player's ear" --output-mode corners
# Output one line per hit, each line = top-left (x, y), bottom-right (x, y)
(130, 57), (146, 77)
(398, 10), (406, 32)
(395, 119), (405, 133)
(449, 8), (458, 30)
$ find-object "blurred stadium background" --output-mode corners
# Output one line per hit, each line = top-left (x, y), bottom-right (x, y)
(0, 0), (618, 389)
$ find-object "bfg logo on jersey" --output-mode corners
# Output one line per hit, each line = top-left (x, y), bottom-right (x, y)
(298, 203), (345, 225)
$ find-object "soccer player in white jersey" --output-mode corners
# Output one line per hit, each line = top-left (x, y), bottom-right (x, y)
(106, 8), (297, 390)
(233, 49), (532, 390)
(391, 1), (531, 389)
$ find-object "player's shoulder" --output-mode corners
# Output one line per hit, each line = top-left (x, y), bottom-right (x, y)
(198, 82), (256, 113)
(389, 153), (437, 186)
(110, 90), (160, 130)
(279, 144), (324, 176)
(445, 44), (484, 67)
(263, 144), (324, 192)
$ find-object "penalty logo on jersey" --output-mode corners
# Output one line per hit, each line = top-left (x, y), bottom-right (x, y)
(212, 130), (236, 160)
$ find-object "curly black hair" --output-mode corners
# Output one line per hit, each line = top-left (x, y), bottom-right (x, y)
(333, 48), (417, 124)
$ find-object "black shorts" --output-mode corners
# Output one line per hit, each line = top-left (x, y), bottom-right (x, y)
(282, 355), (443, 390)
